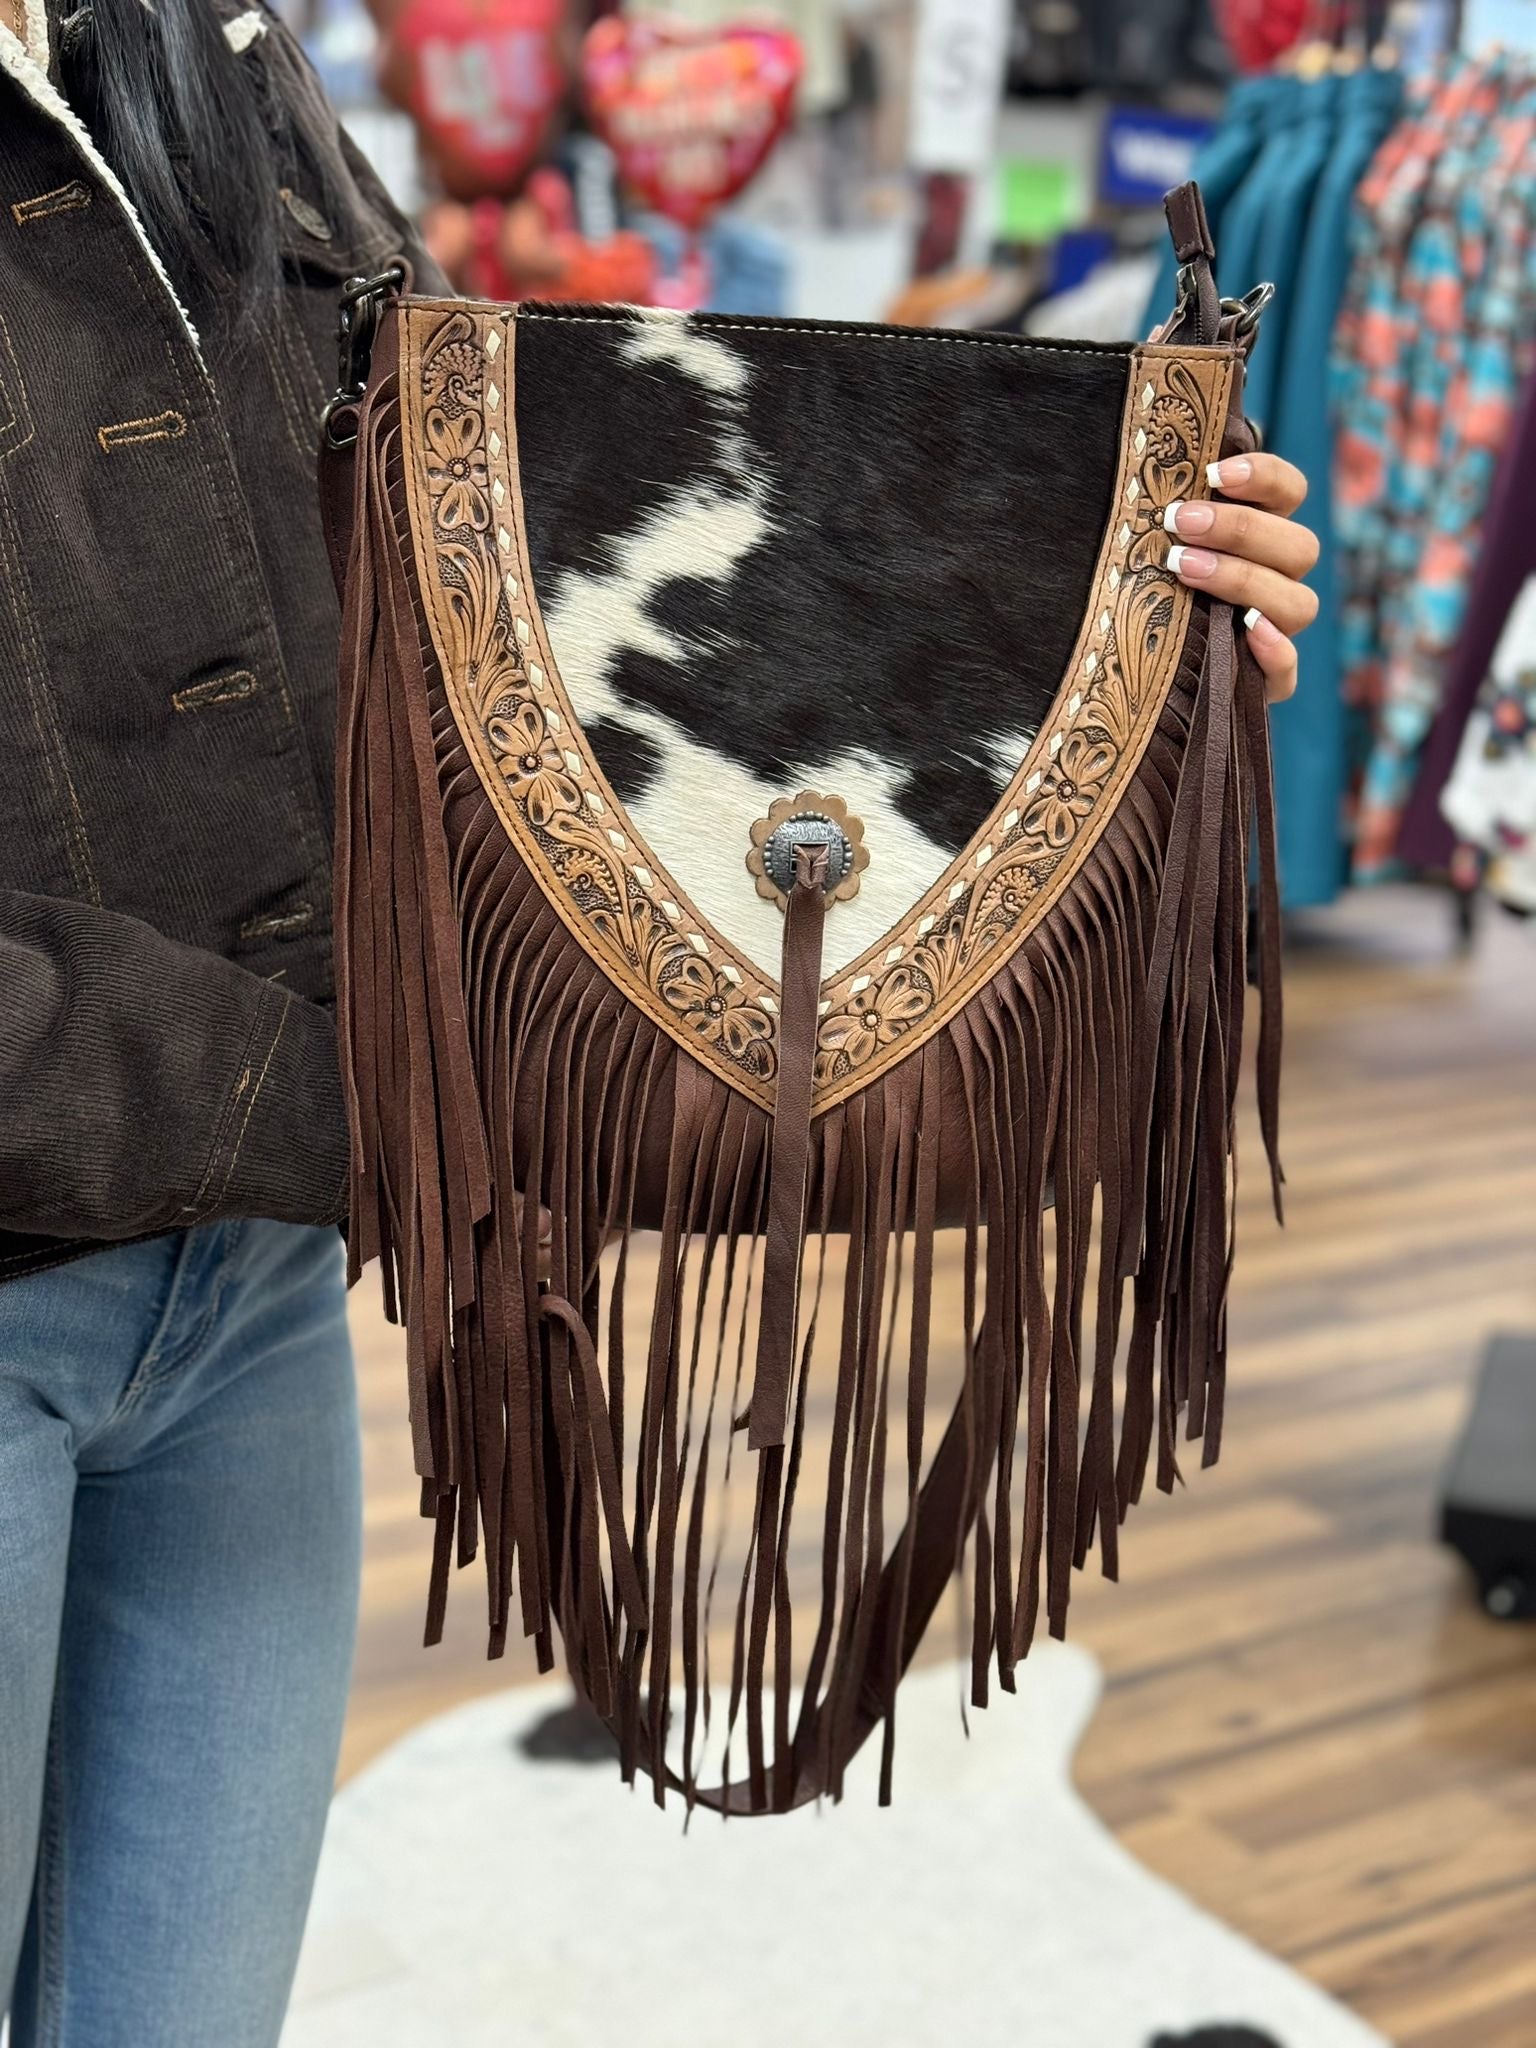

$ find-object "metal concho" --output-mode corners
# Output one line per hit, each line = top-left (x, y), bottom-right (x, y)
(762, 812), (854, 897)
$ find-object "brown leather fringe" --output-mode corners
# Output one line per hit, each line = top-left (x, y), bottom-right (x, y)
(334, 378), (1283, 1815)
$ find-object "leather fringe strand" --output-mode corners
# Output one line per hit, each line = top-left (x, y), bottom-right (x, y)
(334, 380), (1283, 1816)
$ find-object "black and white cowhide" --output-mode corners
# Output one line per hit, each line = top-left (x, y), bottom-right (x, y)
(514, 305), (1129, 975)
(285, 1649), (1388, 2048)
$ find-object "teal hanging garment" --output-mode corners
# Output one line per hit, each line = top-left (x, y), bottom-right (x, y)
(1267, 61), (1404, 909)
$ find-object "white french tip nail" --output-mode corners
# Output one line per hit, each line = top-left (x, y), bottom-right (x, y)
(1163, 499), (1185, 534)
(1244, 606), (1264, 631)
(1206, 461), (1225, 490)
(1167, 544), (1187, 576)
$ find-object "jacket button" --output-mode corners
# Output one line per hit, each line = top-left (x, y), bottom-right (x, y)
(279, 188), (333, 242)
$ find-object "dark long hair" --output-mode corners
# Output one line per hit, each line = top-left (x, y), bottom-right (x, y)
(60, 0), (325, 339)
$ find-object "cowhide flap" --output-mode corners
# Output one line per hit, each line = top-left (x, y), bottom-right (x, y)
(333, 286), (1282, 1817)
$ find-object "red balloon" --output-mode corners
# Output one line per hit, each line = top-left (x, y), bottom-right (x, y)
(582, 15), (802, 236)
(1216, 0), (1311, 72)
(383, 0), (568, 199)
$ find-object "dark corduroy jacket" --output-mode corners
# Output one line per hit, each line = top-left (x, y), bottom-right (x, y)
(0, 2), (443, 1279)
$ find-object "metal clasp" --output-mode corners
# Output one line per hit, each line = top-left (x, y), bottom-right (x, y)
(321, 263), (407, 449)
(1174, 270), (1275, 343)
(1222, 281), (1276, 338)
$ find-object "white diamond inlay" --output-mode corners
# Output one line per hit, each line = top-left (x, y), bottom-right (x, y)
(633, 866), (653, 888)
(1098, 611), (1112, 634)
(850, 975), (872, 996)
(1003, 810), (1019, 832)
(492, 478), (505, 506)
(608, 830), (628, 851)
(584, 790), (603, 815)
(504, 573), (519, 602)
(488, 431), (502, 458)
(661, 900), (680, 921)
(976, 845), (993, 868)
(1068, 694), (1082, 715)
(917, 913), (936, 935)
(1049, 732), (1063, 755)
(497, 527), (512, 553)
(758, 995), (778, 1014)
(721, 965), (742, 987)
(1119, 523), (1132, 547)
(484, 327), (501, 359)
(515, 616), (531, 645)
(486, 381), (500, 409)
(884, 944), (905, 965)
(1141, 381), (1155, 409)
(687, 933), (708, 956)
(1084, 651), (1099, 675)
(543, 707), (561, 731)
(1134, 427), (1147, 454)
(818, 999), (831, 1018)
(949, 880), (967, 903)
(562, 749), (583, 776)
(1109, 566), (1122, 591)
(528, 662), (544, 688)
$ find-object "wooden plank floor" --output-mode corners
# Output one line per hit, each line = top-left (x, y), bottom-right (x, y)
(343, 885), (1536, 2044)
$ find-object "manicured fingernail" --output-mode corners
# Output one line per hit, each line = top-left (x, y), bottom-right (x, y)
(1244, 606), (1283, 647)
(1164, 498), (1215, 536)
(1168, 545), (1217, 580)
(1208, 457), (1253, 490)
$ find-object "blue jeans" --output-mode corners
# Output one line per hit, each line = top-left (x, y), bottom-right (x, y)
(0, 1220), (361, 2047)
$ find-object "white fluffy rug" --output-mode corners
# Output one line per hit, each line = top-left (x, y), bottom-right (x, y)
(285, 1648), (1390, 2048)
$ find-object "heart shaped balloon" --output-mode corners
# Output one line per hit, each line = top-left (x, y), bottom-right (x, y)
(1215, 0), (1309, 72)
(582, 15), (802, 235)
(382, 0), (569, 200)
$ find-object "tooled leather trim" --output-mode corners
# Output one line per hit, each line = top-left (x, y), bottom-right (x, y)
(399, 306), (1236, 1116)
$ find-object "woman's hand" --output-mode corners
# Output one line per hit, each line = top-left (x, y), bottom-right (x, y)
(1163, 453), (1319, 704)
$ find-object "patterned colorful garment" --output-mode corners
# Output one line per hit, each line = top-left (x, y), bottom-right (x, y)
(1333, 60), (1483, 730)
(1334, 55), (1536, 879)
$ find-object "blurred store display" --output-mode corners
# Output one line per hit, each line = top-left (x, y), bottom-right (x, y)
(422, 167), (659, 299)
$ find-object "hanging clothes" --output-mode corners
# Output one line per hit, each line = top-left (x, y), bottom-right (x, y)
(1391, 66), (1536, 749)
(1370, 57), (1519, 716)
(1333, 57), (1486, 739)
(1211, 72), (1306, 300)
(1398, 363), (1536, 869)
(1265, 58), (1403, 909)
(1335, 55), (1536, 878)
(1242, 71), (1342, 433)
(1135, 48), (1536, 905)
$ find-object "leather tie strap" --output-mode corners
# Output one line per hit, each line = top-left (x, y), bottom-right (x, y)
(1163, 180), (1220, 349)
(747, 841), (829, 1451)
(1164, 180), (1216, 265)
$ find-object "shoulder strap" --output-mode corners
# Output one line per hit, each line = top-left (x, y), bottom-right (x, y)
(318, 278), (408, 595)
